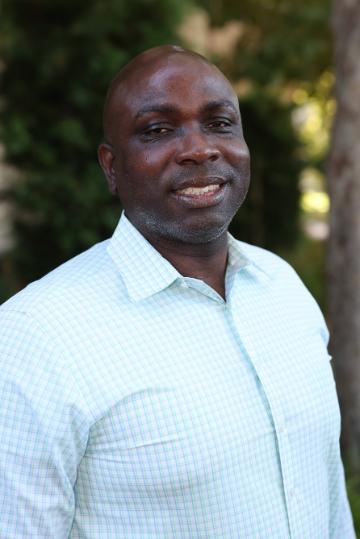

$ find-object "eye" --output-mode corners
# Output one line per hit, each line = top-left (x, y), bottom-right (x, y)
(141, 124), (173, 140)
(207, 118), (233, 131)
(146, 127), (170, 135)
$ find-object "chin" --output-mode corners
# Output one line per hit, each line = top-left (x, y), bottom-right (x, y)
(180, 224), (229, 244)
(163, 215), (232, 245)
(133, 208), (233, 246)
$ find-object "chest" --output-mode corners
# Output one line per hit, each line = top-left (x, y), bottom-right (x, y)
(72, 288), (340, 502)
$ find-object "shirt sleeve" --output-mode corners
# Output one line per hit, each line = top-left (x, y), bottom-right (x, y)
(0, 309), (90, 537)
(307, 297), (356, 538)
(309, 294), (356, 538)
(279, 259), (357, 537)
(331, 459), (357, 538)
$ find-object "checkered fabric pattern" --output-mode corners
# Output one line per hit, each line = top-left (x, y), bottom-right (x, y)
(0, 212), (355, 538)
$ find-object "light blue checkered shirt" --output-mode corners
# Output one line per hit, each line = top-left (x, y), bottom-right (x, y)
(0, 212), (355, 538)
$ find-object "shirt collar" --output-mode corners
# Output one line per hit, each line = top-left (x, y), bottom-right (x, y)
(107, 212), (264, 302)
(227, 233), (250, 273)
(107, 212), (180, 301)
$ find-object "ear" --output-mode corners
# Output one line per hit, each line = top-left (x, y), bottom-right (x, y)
(98, 143), (118, 195)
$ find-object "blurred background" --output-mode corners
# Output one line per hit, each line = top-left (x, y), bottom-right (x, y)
(0, 0), (359, 531)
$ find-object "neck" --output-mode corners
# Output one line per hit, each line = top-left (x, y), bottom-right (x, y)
(143, 229), (229, 299)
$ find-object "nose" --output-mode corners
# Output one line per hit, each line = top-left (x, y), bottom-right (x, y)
(175, 128), (221, 165)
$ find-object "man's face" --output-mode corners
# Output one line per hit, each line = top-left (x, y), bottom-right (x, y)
(100, 54), (250, 245)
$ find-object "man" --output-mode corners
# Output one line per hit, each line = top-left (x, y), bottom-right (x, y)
(0, 45), (355, 537)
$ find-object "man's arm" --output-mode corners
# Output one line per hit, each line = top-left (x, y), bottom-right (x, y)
(331, 452), (357, 538)
(336, 495), (357, 538)
(0, 310), (89, 537)
(302, 285), (356, 538)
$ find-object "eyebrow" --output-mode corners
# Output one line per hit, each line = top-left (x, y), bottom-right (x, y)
(135, 104), (179, 119)
(134, 100), (238, 120)
(200, 100), (238, 114)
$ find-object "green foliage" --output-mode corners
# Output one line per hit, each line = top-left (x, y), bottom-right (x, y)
(0, 0), (188, 297)
(198, 0), (331, 88)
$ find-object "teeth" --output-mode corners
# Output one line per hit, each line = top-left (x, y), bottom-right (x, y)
(177, 184), (220, 195)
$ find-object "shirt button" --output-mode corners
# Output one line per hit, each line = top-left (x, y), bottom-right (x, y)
(278, 424), (287, 435)
(180, 281), (188, 288)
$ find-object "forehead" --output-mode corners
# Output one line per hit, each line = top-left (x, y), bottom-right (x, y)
(111, 55), (238, 121)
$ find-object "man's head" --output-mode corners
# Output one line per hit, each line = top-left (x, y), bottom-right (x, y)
(98, 45), (250, 246)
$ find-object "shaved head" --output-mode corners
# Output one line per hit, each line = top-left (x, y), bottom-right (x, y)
(102, 45), (231, 143)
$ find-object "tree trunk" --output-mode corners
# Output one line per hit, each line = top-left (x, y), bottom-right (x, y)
(327, 0), (360, 470)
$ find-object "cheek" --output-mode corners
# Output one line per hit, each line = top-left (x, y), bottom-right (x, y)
(218, 136), (249, 170)
(114, 156), (159, 206)
(230, 141), (250, 168)
(122, 146), (168, 182)
(225, 142), (251, 192)
(229, 143), (251, 200)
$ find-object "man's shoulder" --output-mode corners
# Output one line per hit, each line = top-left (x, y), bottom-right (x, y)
(234, 238), (298, 280)
(235, 238), (320, 303)
(1, 238), (116, 320)
(234, 238), (329, 344)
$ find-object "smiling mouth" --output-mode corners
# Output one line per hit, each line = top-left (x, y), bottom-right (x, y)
(171, 181), (228, 209)
(175, 184), (221, 196)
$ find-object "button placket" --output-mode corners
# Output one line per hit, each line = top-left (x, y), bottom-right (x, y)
(227, 294), (300, 539)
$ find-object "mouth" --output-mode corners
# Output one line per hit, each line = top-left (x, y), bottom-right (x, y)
(171, 179), (228, 209)
(175, 183), (222, 197)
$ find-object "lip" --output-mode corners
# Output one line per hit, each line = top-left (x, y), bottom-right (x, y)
(171, 181), (229, 209)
